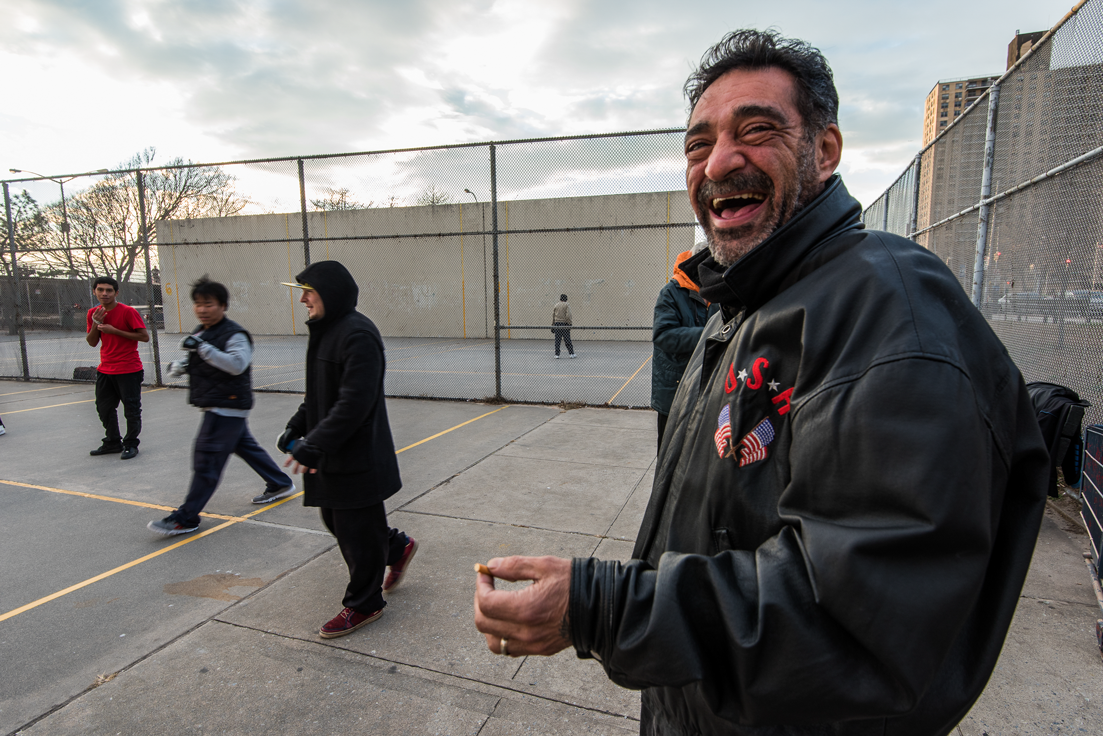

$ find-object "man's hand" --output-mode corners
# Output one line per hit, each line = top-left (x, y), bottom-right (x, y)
(97, 323), (124, 336)
(282, 455), (317, 474)
(276, 426), (300, 454)
(179, 334), (204, 351)
(474, 555), (572, 657)
(166, 359), (189, 378)
(90, 306), (107, 326)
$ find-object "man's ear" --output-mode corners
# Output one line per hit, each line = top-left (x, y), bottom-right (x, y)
(815, 124), (843, 184)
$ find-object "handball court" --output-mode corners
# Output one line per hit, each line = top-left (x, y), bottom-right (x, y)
(0, 377), (1099, 735)
(0, 332), (656, 408)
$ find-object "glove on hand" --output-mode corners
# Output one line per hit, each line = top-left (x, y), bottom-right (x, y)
(291, 438), (322, 469)
(179, 334), (204, 351)
(276, 426), (301, 454)
(166, 358), (190, 377)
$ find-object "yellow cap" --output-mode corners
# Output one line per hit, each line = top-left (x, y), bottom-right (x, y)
(281, 281), (314, 290)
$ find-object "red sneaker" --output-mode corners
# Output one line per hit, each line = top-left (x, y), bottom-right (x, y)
(383, 538), (419, 593)
(318, 607), (383, 639)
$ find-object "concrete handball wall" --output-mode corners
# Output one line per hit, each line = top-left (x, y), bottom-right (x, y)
(156, 191), (696, 339)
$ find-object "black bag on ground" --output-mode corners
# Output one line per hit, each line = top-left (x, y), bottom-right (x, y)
(73, 366), (98, 381)
(1026, 381), (1090, 497)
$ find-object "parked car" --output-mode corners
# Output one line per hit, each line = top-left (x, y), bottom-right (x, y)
(998, 292), (1043, 315)
(1069, 290), (1103, 319)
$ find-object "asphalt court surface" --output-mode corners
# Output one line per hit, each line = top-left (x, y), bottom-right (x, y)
(2, 378), (642, 734)
(3, 375), (1101, 734)
(0, 332), (654, 408)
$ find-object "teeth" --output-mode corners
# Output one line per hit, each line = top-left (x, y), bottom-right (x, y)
(712, 193), (765, 208)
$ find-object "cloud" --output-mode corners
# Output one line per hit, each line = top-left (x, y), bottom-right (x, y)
(0, 0), (1079, 210)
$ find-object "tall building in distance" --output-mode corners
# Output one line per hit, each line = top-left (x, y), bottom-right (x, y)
(1008, 30), (1046, 68)
(921, 74), (1001, 146)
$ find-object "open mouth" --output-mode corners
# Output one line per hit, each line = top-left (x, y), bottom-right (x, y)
(710, 192), (766, 220)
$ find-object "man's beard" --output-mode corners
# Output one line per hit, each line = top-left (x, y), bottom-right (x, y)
(701, 144), (821, 268)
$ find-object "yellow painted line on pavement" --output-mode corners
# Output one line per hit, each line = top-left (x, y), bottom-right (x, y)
(0, 480), (243, 521)
(395, 405), (508, 454)
(3, 387), (167, 415)
(0, 491), (303, 625)
(0, 386), (79, 397)
(0, 405), (509, 623)
(606, 356), (651, 405)
(0, 519), (239, 624)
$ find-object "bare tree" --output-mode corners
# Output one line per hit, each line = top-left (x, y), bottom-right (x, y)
(1, 190), (49, 279)
(32, 148), (247, 283)
(311, 187), (371, 211)
(1, 189), (49, 332)
(415, 184), (453, 206)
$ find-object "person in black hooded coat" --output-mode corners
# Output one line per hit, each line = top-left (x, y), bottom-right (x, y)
(280, 261), (418, 639)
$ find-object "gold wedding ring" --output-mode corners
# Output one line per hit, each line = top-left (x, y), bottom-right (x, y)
(500, 637), (510, 656)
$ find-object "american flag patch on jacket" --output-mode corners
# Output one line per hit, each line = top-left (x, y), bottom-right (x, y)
(714, 404), (731, 458)
(738, 417), (775, 467)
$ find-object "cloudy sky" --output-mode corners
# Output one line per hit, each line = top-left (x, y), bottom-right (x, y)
(0, 0), (1075, 210)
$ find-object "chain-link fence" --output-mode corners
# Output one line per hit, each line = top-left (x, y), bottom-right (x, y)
(862, 0), (1103, 425)
(3, 130), (695, 408)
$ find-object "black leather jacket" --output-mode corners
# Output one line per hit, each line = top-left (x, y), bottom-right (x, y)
(569, 177), (1048, 735)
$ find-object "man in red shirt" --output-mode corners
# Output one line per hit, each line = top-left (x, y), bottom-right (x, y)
(86, 276), (149, 460)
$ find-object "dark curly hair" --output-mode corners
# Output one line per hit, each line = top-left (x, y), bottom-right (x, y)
(684, 29), (838, 137)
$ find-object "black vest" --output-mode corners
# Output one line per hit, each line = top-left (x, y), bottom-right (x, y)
(187, 318), (254, 410)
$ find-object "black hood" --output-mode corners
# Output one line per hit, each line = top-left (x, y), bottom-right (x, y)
(294, 260), (359, 327)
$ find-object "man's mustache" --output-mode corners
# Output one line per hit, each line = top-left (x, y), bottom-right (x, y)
(697, 173), (774, 210)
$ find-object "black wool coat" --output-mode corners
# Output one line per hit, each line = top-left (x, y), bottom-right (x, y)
(286, 261), (402, 508)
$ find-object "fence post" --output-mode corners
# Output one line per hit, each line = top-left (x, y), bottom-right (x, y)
(136, 171), (162, 386)
(881, 188), (891, 232)
(490, 144), (502, 401)
(2, 182), (30, 380)
(971, 83), (1001, 307)
(298, 159), (311, 267)
(908, 153), (922, 240)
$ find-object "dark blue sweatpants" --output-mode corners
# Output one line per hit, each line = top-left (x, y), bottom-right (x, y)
(171, 412), (292, 526)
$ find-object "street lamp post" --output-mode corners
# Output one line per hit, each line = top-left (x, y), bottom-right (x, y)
(9, 169), (76, 255)
(10, 169), (78, 320)
(10, 167), (109, 311)
(464, 188), (489, 338)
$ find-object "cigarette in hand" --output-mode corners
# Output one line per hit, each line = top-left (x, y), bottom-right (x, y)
(474, 563), (493, 576)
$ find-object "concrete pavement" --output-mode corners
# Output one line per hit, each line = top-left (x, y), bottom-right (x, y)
(1, 379), (1099, 735)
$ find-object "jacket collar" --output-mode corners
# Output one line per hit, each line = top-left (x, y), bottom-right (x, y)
(684, 175), (864, 314)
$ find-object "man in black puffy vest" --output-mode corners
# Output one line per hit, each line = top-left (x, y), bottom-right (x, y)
(148, 277), (295, 536)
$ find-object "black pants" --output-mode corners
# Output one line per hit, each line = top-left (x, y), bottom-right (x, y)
(656, 412), (668, 454)
(172, 412), (294, 526)
(553, 323), (574, 356)
(95, 369), (143, 448)
(320, 505), (409, 614)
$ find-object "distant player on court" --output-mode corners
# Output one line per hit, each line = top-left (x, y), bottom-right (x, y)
(148, 276), (295, 536)
(86, 276), (148, 460)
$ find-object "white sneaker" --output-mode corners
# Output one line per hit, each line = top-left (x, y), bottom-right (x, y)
(569, 353), (577, 358)
(0, 425), (6, 436)
(555, 354), (560, 359)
